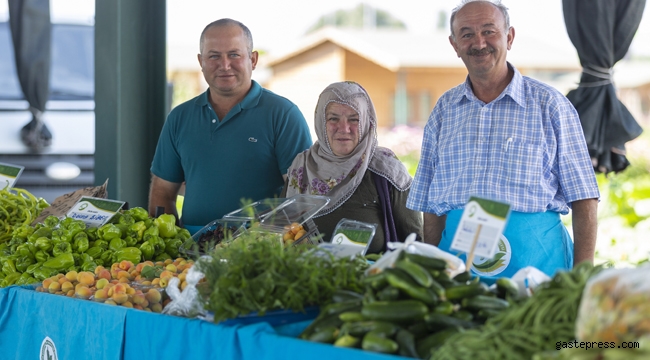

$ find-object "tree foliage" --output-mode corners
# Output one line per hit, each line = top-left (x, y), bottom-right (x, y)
(306, 3), (406, 34)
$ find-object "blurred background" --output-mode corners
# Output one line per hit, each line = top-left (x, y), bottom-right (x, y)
(1, 0), (649, 267)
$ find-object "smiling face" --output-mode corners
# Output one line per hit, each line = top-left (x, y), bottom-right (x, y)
(325, 102), (360, 156)
(449, 1), (514, 79)
(198, 24), (258, 99)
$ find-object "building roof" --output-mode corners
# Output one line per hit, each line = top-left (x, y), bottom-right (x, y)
(267, 26), (581, 71)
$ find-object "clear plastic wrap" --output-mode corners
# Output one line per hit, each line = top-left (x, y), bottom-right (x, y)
(576, 264), (650, 342)
(161, 264), (206, 318)
(366, 233), (466, 278)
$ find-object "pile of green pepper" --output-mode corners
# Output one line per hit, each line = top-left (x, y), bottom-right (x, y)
(0, 207), (191, 287)
(0, 186), (49, 243)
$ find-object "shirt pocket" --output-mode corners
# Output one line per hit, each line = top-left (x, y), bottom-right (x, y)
(500, 140), (543, 190)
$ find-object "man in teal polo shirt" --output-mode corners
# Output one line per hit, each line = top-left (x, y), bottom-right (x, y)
(149, 18), (312, 233)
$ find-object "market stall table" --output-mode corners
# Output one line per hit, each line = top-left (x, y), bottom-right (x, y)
(0, 286), (408, 360)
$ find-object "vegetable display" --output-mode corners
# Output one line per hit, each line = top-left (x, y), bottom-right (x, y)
(0, 186), (48, 243)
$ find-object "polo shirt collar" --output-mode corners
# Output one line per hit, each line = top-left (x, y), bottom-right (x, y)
(194, 80), (263, 110)
(455, 62), (525, 108)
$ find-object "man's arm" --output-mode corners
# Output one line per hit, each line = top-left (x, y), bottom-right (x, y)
(148, 174), (182, 222)
(423, 212), (447, 246)
(571, 198), (598, 266)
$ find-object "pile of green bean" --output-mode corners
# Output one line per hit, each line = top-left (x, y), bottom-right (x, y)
(0, 187), (48, 243)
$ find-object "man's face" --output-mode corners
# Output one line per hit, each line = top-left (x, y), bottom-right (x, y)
(449, 1), (514, 78)
(198, 24), (258, 98)
(325, 102), (360, 156)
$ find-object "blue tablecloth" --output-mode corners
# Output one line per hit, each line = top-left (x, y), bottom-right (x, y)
(0, 286), (406, 360)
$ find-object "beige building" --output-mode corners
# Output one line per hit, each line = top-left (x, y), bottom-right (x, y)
(264, 27), (581, 131)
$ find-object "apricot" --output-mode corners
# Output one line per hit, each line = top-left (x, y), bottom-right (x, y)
(159, 277), (169, 288)
(117, 271), (132, 280)
(112, 293), (129, 304)
(135, 263), (146, 273)
(104, 299), (117, 306)
(42, 278), (53, 289)
(126, 286), (136, 295)
(94, 288), (108, 300)
(119, 260), (134, 271)
(96, 278), (109, 290)
(94, 265), (105, 276)
(65, 271), (78, 282)
(159, 270), (174, 279)
(178, 273), (186, 282)
(151, 278), (160, 286)
(145, 288), (162, 304)
(139, 280), (152, 286)
(48, 282), (61, 293)
(66, 290), (75, 297)
(61, 281), (74, 293)
(164, 259), (173, 266)
(181, 280), (188, 291)
(121, 301), (134, 308)
(58, 276), (69, 285)
(165, 264), (177, 273)
(133, 304), (144, 310)
(289, 222), (303, 235)
(150, 303), (163, 313)
(112, 283), (127, 294)
(97, 269), (111, 281)
(77, 271), (96, 286)
(293, 230), (307, 241)
(132, 292), (146, 305)
(75, 285), (93, 299)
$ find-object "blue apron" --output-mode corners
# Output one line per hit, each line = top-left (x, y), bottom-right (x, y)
(184, 225), (204, 236)
(439, 209), (573, 284)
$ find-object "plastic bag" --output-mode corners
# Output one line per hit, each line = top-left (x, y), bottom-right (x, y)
(575, 264), (650, 342)
(366, 233), (466, 278)
(161, 263), (206, 318)
(509, 266), (551, 298)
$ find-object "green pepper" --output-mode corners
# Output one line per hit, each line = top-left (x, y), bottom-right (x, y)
(81, 261), (98, 272)
(86, 227), (98, 242)
(128, 221), (147, 241)
(94, 258), (105, 267)
(85, 246), (103, 259)
(154, 214), (178, 238)
(11, 224), (34, 241)
(109, 238), (126, 252)
(25, 262), (43, 274)
(44, 215), (60, 228)
(139, 241), (155, 260)
(15, 255), (34, 273)
(33, 267), (58, 281)
(100, 250), (114, 265)
(0, 272), (21, 287)
(127, 207), (150, 222)
(154, 252), (172, 262)
(72, 253), (82, 266)
(34, 237), (52, 252)
(113, 247), (142, 264)
(43, 253), (75, 271)
(52, 241), (72, 257)
(16, 244), (33, 258)
(176, 227), (191, 241)
(15, 272), (36, 286)
(73, 232), (90, 253)
(118, 213), (135, 226)
(145, 234), (166, 255)
(99, 223), (122, 240)
(144, 225), (159, 238)
(27, 226), (52, 243)
(59, 216), (75, 229)
(164, 238), (182, 259)
(35, 250), (50, 263)
(92, 240), (109, 250)
(2, 257), (17, 275)
(124, 236), (137, 247)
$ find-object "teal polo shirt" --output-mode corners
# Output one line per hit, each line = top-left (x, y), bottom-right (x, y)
(151, 81), (312, 229)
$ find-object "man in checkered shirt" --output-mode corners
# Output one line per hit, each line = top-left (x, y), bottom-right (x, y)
(407, 0), (599, 282)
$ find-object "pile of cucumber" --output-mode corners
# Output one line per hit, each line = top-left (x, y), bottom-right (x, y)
(300, 252), (519, 358)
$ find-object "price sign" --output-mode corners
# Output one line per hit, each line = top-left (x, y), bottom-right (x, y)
(450, 196), (511, 266)
(66, 196), (125, 228)
(0, 162), (24, 189)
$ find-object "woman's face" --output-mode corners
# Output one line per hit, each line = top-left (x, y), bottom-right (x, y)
(325, 102), (360, 156)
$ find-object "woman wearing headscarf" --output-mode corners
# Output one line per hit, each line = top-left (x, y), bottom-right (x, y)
(284, 81), (422, 253)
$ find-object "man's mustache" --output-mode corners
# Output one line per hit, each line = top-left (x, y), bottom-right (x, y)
(467, 47), (494, 56)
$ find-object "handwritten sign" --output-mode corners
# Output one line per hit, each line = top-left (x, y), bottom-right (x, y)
(0, 162), (24, 189)
(66, 196), (125, 228)
(32, 179), (109, 226)
(450, 196), (511, 262)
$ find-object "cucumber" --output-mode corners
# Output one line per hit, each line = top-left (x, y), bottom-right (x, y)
(345, 321), (398, 337)
(424, 313), (478, 330)
(361, 300), (428, 323)
(377, 285), (401, 301)
(395, 329), (419, 358)
(385, 268), (438, 305)
(332, 289), (364, 303)
(452, 271), (471, 283)
(407, 321), (430, 339)
(430, 277), (446, 299)
(365, 253), (382, 261)
(477, 308), (503, 319)
(362, 332), (399, 354)
(451, 309), (474, 321)
(395, 259), (434, 288)
(308, 326), (338, 343)
(363, 272), (389, 290)
(445, 282), (488, 301)
(461, 295), (509, 311)
(339, 311), (365, 322)
(433, 301), (455, 315)
(323, 299), (362, 315)
(495, 277), (520, 299)
(299, 312), (343, 339)
(334, 334), (360, 348)
(405, 253), (448, 270)
(416, 328), (459, 359)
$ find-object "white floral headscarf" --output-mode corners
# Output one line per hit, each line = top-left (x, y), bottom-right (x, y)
(286, 81), (412, 216)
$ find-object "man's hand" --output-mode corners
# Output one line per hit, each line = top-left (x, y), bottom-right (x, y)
(571, 198), (598, 266)
(423, 212), (447, 246)
(148, 175), (182, 223)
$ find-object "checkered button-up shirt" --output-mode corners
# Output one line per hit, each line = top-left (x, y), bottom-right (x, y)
(407, 64), (600, 215)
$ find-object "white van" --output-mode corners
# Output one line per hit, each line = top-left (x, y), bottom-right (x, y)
(0, 10), (95, 203)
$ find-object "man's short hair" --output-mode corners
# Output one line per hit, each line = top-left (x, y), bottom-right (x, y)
(449, 0), (510, 40)
(199, 18), (254, 54)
